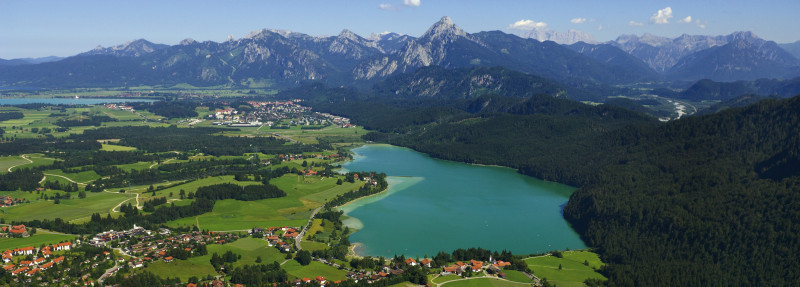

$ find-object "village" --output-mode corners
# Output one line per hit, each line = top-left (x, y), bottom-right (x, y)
(0, 220), (536, 287)
(209, 100), (351, 128)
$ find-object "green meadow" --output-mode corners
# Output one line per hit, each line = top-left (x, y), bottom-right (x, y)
(101, 144), (137, 151)
(0, 233), (78, 251)
(0, 156), (31, 173)
(282, 260), (348, 281)
(524, 251), (607, 287)
(0, 190), (134, 222)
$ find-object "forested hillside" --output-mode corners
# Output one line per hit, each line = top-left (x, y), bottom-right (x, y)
(289, 77), (800, 286)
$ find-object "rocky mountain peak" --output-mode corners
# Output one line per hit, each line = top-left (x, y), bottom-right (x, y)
(179, 38), (196, 46)
(421, 16), (467, 42)
(337, 29), (361, 41)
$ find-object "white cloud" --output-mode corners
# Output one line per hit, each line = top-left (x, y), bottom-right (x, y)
(597, 24), (603, 31)
(378, 4), (397, 10)
(678, 16), (692, 23)
(571, 18), (587, 24)
(403, 0), (420, 7)
(508, 19), (548, 30)
(650, 7), (673, 24)
(629, 21), (644, 27)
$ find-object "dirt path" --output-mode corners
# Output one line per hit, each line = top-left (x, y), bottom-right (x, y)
(42, 173), (90, 186)
(7, 154), (33, 172)
(149, 158), (175, 169)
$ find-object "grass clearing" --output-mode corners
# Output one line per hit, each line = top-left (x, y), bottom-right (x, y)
(0, 156), (31, 173)
(101, 143), (137, 151)
(524, 250), (606, 287)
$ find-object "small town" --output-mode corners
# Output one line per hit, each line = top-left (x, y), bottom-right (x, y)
(0, 222), (539, 287)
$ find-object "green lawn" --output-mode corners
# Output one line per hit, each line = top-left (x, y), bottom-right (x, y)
(282, 260), (348, 281)
(524, 251), (607, 287)
(441, 278), (530, 287)
(115, 161), (154, 172)
(101, 144), (137, 151)
(0, 233), (77, 251)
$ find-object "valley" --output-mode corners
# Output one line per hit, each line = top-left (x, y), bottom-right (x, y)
(1, 8), (799, 287)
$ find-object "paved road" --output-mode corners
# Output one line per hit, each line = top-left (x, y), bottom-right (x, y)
(97, 263), (119, 285)
(295, 206), (324, 250)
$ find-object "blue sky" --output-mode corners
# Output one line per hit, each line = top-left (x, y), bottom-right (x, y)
(2, 0), (799, 59)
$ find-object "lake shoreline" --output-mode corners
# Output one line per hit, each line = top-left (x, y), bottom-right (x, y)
(336, 144), (585, 258)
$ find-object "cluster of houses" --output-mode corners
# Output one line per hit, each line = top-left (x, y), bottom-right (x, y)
(88, 224), (153, 246)
(122, 230), (240, 269)
(315, 112), (352, 128)
(439, 258), (514, 278)
(250, 226), (301, 252)
(103, 103), (134, 111)
(1, 224), (30, 237)
(353, 174), (380, 187)
(209, 100), (352, 129)
(2, 239), (72, 283)
(0, 196), (24, 208)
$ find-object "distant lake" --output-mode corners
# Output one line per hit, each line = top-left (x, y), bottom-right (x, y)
(0, 98), (155, 105)
(338, 144), (586, 258)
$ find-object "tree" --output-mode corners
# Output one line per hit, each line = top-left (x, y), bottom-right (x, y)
(256, 256), (262, 263)
(78, 191), (86, 199)
(336, 178), (343, 185)
(558, 263), (562, 270)
(295, 250), (312, 266)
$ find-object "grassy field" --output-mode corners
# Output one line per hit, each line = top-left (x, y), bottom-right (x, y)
(0, 156), (30, 173)
(0, 233), (77, 251)
(440, 278), (530, 287)
(270, 125), (368, 145)
(299, 240), (329, 252)
(101, 143), (137, 151)
(432, 274), (463, 284)
(144, 259), (217, 282)
(502, 270), (533, 283)
(282, 260), (348, 281)
(0, 190), (134, 222)
(524, 251), (607, 287)
(43, 169), (101, 184)
(145, 237), (285, 281)
(166, 174), (362, 231)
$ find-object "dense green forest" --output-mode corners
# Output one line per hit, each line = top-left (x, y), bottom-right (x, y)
(286, 78), (800, 286)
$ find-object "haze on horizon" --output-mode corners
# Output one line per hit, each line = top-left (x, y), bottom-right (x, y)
(2, 0), (799, 59)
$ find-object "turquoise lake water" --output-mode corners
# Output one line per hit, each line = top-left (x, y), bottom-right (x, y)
(338, 144), (586, 258)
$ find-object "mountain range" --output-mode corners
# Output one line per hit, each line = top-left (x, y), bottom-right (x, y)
(1, 16), (799, 88)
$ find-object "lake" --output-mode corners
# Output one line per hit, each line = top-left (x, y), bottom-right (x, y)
(0, 98), (154, 105)
(338, 144), (586, 258)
